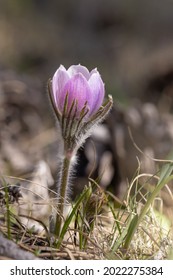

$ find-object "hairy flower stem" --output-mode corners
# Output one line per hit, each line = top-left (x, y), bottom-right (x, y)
(54, 149), (73, 237)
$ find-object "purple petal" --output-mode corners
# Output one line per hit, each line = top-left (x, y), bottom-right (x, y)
(59, 73), (92, 115)
(67, 65), (90, 80)
(88, 72), (105, 115)
(90, 68), (98, 77)
(52, 65), (69, 106)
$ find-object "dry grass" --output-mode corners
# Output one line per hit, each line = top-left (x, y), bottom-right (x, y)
(1, 165), (173, 260)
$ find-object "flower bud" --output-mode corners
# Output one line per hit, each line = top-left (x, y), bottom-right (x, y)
(51, 64), (105, 118)
(48, 64), (113, 152)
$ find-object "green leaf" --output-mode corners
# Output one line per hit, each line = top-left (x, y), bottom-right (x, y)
(123, 214), (139, 249)
(158, 162), (173, 186)
(56, 187), (91, 248)
(158, 150), (173, 185)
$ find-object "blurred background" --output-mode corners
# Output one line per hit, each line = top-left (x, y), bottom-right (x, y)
(1, 0), (173, 218)
(1, 0), (173, 100)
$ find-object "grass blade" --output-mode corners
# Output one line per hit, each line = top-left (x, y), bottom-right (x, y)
(56, 187), (91, 248)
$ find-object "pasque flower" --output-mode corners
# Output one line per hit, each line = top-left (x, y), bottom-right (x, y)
(51, 64), (105, 118)
(47, 64), (113, 238)
(48, 64), (113, 151)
